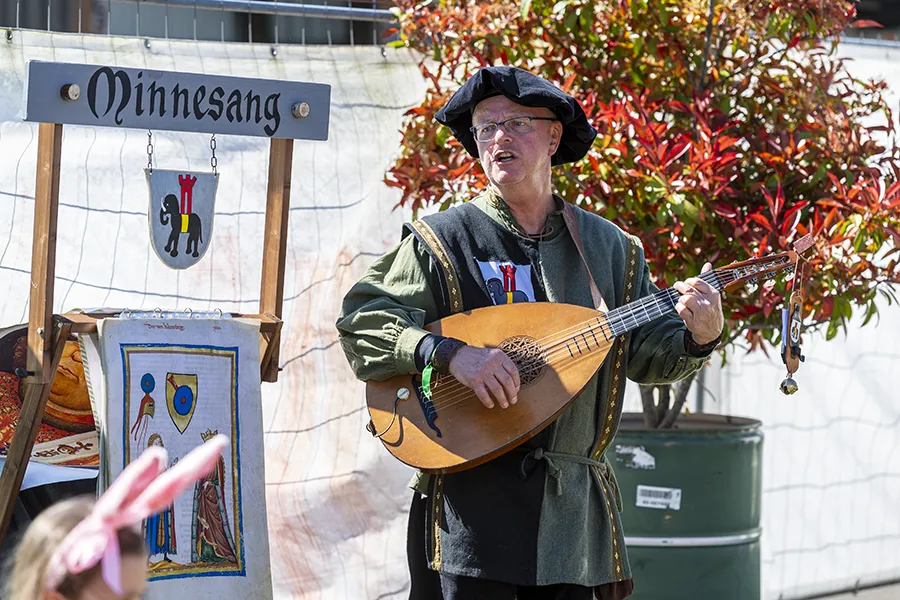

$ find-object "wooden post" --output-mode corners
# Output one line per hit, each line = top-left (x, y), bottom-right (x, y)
(259, 138), (294, 382)
(78, 0), (109, 34)
(0, 123), (65, 542)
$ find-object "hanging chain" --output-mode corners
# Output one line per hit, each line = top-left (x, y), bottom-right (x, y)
(210, 134), (218, 175)
(146, 130), (154, 173)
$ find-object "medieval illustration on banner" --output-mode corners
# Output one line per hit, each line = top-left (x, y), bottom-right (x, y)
(0, 324), (99, 468)
(92, 316), (273, 599)
(146, 168), (219, 270)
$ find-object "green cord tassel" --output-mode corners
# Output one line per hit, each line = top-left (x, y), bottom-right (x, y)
(421, 363), (434, 400)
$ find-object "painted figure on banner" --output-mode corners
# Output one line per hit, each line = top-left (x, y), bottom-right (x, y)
(192, 429), (238, 566)
(119, 339), (247, 581)
(146, 168), (218, 270)
(165, 372), (198, 434)
(143, 434), (178, 566)
(131, 372), (156, 448)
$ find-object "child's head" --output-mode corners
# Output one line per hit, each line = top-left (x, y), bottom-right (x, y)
(3, 433), (229, 600)
(3, 496), (147, 600)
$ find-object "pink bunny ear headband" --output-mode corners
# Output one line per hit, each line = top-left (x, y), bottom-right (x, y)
(44, 434), (230, 594)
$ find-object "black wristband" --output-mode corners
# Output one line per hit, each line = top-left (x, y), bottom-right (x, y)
(431, 338), (467, 375)
(684, 329), (722, 357)
(415, 334), (444, 372)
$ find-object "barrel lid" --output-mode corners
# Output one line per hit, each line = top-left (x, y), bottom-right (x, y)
(618, 412), (761, 433)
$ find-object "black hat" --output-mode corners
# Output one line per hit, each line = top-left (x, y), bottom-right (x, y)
(434, 66), (597, 166)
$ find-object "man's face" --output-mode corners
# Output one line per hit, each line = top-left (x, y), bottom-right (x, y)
(472, 95), (562, 189)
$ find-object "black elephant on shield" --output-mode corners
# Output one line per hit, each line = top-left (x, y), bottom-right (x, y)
(160, 194), (203, 258)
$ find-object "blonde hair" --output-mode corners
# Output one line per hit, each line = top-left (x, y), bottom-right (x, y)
(2, 496), (145, 600)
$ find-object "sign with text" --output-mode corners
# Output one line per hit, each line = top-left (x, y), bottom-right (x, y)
(23, 61), (330, 140)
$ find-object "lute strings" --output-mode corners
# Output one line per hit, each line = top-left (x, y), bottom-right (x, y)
(426, 269), (738, 412)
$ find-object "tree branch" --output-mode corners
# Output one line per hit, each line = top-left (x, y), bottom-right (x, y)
(699, 0), (718, 90)
(660, 370), (700, 428)
(639, 384), (657, 429)
(708, 43), (799, 92)
(655, 384), (670, 426)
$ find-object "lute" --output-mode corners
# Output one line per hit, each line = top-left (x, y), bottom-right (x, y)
(365, 236), (813, 474)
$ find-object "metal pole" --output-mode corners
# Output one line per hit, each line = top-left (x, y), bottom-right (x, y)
(348, 0), (353, 46)
(132, 0), (395, 23)
(695, 366), (706, 413)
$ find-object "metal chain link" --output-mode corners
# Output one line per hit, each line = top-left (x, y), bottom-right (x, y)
(146, 130), (154, 173)
(210, 134), (218, 175)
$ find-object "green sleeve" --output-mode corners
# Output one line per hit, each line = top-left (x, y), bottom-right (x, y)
(625, 251), (711, 385)
(335, 234), (442, 381)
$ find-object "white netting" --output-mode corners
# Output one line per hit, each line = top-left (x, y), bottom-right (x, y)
(1, 30), (899, 600)
(0, 30), (422, 599)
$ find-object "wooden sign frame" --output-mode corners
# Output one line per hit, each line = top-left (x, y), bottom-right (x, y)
(0, 121), (298, 542)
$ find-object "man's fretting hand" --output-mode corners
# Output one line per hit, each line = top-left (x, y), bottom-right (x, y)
(672, 262), (724, 345)
(448, 346), (521, 409)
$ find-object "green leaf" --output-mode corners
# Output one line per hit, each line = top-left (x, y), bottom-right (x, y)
(520, 0), (532, 21)
(386, 39), (406, 48)
(682, 199), (699, 223)
(861, 301), (879, 327)
(683, 219), (695, 238)
(834, 295), (851, 321)
(436, 125), (451, 149)
(433, 44), (442, 61)
(564, 10), (577, 33)
(485, 34), (504, 50)
(388, 6), (403, 17)
(633, 36), (644, 57)
(826, 317), (839, 341)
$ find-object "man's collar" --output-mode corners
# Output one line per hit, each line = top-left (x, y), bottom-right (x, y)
(483, 187), (564, 240)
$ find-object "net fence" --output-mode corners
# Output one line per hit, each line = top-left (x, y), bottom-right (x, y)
(0, 29), (899, 600)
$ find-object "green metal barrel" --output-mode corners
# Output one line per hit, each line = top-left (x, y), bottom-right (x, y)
(610, 413), (763, 599)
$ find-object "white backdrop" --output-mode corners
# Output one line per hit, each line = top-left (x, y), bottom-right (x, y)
(0, 30), (423, 599)
(1, 30), (899, 599)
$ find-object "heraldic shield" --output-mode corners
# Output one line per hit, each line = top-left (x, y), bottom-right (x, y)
(166, 372), (198, 434)
(146, 169), (218, 270)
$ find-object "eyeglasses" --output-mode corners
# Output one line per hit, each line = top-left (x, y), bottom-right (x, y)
(469, 116), (558, 142)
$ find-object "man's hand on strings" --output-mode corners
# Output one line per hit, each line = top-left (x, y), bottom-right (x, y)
(673, 262), (724, 346)
(449, 346), (521, 410)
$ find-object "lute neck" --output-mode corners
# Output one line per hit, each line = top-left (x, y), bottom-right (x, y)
(603, 269), (726, 338)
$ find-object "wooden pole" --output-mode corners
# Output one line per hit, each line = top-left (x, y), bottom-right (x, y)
(259, 138), (294, 382)
(0, 123), (65, 543)
(78, 0), (109, 34)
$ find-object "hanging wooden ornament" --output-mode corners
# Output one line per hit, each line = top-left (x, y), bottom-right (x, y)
(145, 132), (219, 270)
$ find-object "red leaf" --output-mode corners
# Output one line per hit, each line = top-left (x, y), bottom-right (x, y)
(850, 19), (884, 29)
(748, 213), (775, 232)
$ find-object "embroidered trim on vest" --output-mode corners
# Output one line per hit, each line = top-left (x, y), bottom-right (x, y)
(410, 219), (464, 315)
(596, 470), (624, 580)
(428, 474), (444, 570)
(592, 233), (640, 459)
(408, 220), (464, 571)
(591, 232), (641, 581)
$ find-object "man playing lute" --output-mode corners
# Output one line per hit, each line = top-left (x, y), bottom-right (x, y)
(336, 67), (724, 600)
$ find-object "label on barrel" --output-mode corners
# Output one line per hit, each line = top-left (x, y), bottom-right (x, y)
(636, 485), (682, 510)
